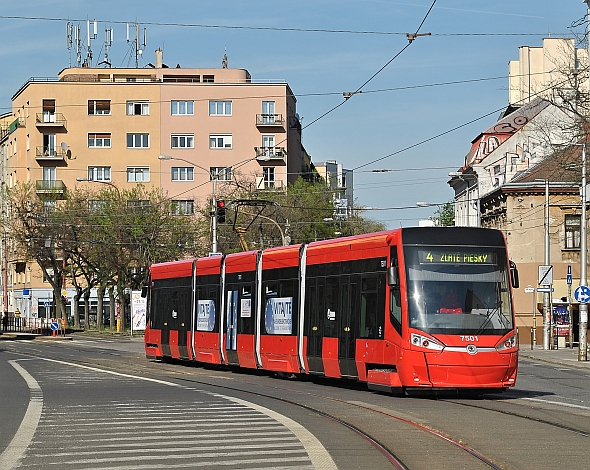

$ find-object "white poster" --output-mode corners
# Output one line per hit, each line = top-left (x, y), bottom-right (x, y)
(264, 297), (293, 335)
(197, 300), (216, 332)
(241, 298), (252, 318)
(131, 291), (147, 332)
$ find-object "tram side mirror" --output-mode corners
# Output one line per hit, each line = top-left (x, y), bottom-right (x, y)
(387, 266), (399, 287)
(141, 285), (148, 298)
(510, 261), (519, 289)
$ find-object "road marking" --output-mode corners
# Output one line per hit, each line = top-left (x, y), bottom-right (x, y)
(0, 361), (43, 470)
(522, 397), (590, 410)
(37, 357), (337, 469)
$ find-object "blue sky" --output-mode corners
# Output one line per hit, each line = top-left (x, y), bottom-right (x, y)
(0, 1), (586, 228)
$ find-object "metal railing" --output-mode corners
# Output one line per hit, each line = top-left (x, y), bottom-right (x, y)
(35, 146), (66, 160)
(35, 180), (66, 192)
(256, 114), (285, 126)
(255, 146), (286, 160)
(35, 113), (67, 128)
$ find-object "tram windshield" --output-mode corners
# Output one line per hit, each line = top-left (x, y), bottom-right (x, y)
(403, 245), (513, 335)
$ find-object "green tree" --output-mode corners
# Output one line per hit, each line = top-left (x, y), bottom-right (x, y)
(433, 202), (455, 227)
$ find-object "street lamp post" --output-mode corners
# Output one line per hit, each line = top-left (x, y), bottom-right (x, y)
(76, 177), (124, 332)
(158, 155), (219, 254)
(580, 143), (588, 361)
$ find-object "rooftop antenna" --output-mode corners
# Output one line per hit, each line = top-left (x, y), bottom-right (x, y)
(75, 23), (82, 67)
(85, 19), (97, 66)
(127, 22), (147, 68)
(99, 27), (113, 67)
(66, 21), (73, 67)
(222, 46), (228, 68)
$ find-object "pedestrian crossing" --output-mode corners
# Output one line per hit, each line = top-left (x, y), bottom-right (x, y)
(16, 362), (316, 469)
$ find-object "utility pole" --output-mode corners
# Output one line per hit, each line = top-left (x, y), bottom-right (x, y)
(580, 0), (590, 361)
(580, 143), (588, 360)
(543, 179), (551, 350)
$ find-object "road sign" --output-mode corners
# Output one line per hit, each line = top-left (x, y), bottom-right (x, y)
(574, 285), (590, 304)
(567, 274), (573, 285)
(43, 301), (51, 308)
(524, 286), (535, 293)
(50, 321), (59, 331)
(536, 287), (554, 293)
(538, 265), (553, 286)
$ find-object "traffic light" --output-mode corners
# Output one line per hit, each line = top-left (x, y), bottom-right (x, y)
(216, 200), (226, 224)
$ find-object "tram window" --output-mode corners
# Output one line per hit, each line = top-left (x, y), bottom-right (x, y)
(324, 277), (339, 337)
(360, 275), (378, 339)
(390, 289), (402, 334)
(239, 283), (254, 334)
(263, 280), (296, 335)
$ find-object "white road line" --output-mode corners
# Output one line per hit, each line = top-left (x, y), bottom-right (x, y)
(36, 357), (337, 470)
(522, 397), (590, 410)
(0, 361), (43, 470)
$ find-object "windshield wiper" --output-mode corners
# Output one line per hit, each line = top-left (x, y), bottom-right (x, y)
(475, 301), (505, 334)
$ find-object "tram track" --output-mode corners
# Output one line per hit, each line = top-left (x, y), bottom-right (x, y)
(5, 341), (507, 469)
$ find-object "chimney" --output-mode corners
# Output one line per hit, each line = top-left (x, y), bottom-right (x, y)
(155, 48), (163, 69)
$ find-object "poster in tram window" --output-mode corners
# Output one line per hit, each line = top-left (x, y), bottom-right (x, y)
(241, 298), (252, 318)
(264, 297), (293, 335)
(197, 300), (216, 332)
(131, 291), (147, 331)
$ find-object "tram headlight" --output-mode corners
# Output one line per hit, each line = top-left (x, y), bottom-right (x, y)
(411, 333), (444, 351)
(495, 333), (517, 352)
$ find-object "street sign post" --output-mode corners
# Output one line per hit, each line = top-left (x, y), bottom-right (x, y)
(574, 285), (590, 304)
(538, 265), (553, 286)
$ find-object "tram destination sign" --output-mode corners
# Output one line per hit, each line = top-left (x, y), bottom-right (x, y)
(418, 250), (497, 265)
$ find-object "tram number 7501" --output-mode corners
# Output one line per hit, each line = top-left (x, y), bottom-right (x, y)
(460, 335), (479, 342)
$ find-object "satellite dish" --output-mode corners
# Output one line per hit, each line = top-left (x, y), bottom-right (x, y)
(61, 142), (69, 151)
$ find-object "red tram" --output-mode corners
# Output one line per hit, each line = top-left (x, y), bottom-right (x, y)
(144, 227), (520, 393)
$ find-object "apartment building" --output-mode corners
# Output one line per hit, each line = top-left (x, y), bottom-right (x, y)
(2, 53), (303, 318)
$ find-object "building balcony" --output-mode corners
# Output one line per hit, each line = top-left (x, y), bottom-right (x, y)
(35, 180), (66, 197)
(35, 146), (66, 162)
(35, 113), (67, 129)
(256, 178), (285, 191)
(256, 114), (285, 127)
(255, 146), (286, 161)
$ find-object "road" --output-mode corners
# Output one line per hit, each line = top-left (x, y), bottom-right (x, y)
(1, 335), (590, 469)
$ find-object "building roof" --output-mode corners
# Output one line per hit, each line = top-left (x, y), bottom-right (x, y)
(511, 145), (581, 184)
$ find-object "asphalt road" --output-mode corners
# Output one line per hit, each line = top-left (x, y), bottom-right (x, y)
(1, 335), (590, 469)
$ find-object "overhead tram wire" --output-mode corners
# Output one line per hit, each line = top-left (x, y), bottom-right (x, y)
(0, 15), (562, 37)
(0, 70), (551, 113)
(352, 73), (577, 172)
(300, 0), (438, 132)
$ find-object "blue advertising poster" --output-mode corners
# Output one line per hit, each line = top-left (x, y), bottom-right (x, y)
(264, 297), (293, 335)
(552, 304), (570, 337)
(197, 300), (216, 332)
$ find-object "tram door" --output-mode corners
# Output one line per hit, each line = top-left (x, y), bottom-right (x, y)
(305, 280), (324, 373)
(338, 276), (359, 377)
(225, 288), (239, 365)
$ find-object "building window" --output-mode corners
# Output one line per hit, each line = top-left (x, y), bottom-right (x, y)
(203, 75), (214, 83)
(171, 100), (194, 115)
(127, 200), (150, 210)
(209, 101), (232, 116)
(209, 134), (232, 149)
(171, 167), (194, 181)
(210, 167), (232, 181)
(127, 167), (150, 182)
(171, 134), (194, 149)
(172, 200), (195, 215)
(126, 133), (149, 148)
(565, 214), (581, 249)
(88, 100), (111, 115)
(88, 166), (111, 181)
(126, 101), (149, 116)
(262, 101), (275, 123)
(88, 133), (111, 148)
(263, 167), (275, 188)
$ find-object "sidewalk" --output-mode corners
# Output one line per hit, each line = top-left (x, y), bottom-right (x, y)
(519, 345), (590, 370)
